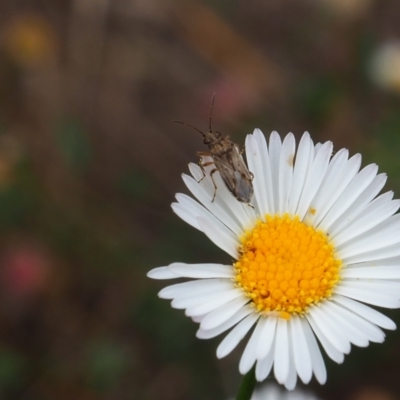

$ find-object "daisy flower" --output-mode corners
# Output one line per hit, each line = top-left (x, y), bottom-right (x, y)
(238, 383), (321, 400)
(369, 41), (400, 94)
(148, 130), (400, 390)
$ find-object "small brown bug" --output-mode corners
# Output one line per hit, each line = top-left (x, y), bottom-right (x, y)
(174, 95), (254, 203)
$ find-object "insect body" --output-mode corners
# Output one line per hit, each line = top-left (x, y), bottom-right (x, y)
(174, 96), (254, 203)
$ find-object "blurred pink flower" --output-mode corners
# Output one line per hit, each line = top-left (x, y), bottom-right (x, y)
(1, 244), (50, 298)
(200, 78), (258, 121)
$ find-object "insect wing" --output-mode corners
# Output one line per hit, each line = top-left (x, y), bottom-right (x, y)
(230, 145), (253, 181)
(230, 145), (254, 202)
(214, 146), (254, 203)
(233, 170), (254, 203)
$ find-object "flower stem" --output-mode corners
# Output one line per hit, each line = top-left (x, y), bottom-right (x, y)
(235, 366), (256, 400)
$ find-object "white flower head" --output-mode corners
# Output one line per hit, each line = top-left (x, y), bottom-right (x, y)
(148, 130), (400, 390)
(249, 383), (321, 400)
(370, 41), (400, 93)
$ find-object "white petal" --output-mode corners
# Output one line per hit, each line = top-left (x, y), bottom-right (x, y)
(239, 318), (265, 374)
(328, 173), (387, 237)
(188, 162), (211, 187)
(301, 318), (327, 384)
(197, 216), (239, 259)
(172, 288), (237, 310)
(191, 314), (206, 323)
(182, 172), (217, 211)
(184, 167), (241, 226)
(158, 279), (231, 300)
(172, 293), (215, 309)
(278, 133), (295, 214)
(171, 202), (202, 231)
(188, 159), (223, 201)
(210, 167), (257, 229)
(169, 263), (234, 279)
(255, 347), (275, 382)
(324, 302), (370, 347)
(307, 152), (360, 226)
(319, 164), (379, 232)
(269, 131), (282, 213)
(344, 242), (400, 264)
(341, 266), (400, 280)
(246, 133), (270, 215)
(346, 256), (400, 267)
(255, 316), (277, 360)
(337, 214), (400, 258)
(253, 129), (275, 215)
(330, 300), (385, 343)
(332, 193), (397, 245)
(147, 266), (178, 280)
(196, 305), (253, 339)
(283, 336), (297, 391)
(217, 313), (259, 359)
(333, 295), (396, 330)
(185, 289), (243, 316)
(314, 142), (323, 155)
(296, 141), (333, 220)
(306, 312), (345, 364)
(290, 316), (312, 384)
(308, 305), (351, 354)
(189, 158), (256, 229)
(200, 295), (250, 330)
(288, 132), (313, 215)
(339, 279), (400, 299)
(274, 318), (290, 384)
(335, 282), (400, 308)
(176, 193), (242, 235)
(183, 171), (253, 231)
(339, 210), (400, 244)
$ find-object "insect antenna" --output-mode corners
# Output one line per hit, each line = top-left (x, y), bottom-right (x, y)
(209, 92), (216, 133)
(172, 93), (216, 137)
(172, 120), (205, 137)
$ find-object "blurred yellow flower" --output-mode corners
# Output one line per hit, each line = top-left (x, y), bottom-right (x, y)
(318, 0), (372, 18)
(2, 14), (57, 67)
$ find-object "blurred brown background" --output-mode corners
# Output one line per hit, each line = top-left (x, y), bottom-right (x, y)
(1, 0), (400, 399)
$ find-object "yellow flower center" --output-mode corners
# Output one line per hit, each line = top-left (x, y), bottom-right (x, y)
(234, 214), (342, 319)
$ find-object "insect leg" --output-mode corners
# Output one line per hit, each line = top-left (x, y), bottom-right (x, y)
(209, 168), (219, 202)
(198, 160), (215, 183)
(197, 151), (211, 157)
(197, 155), (218, 201)
(197, 152), (214, 183)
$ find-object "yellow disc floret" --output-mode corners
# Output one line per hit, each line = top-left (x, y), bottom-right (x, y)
(235, 214), (341, 318)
